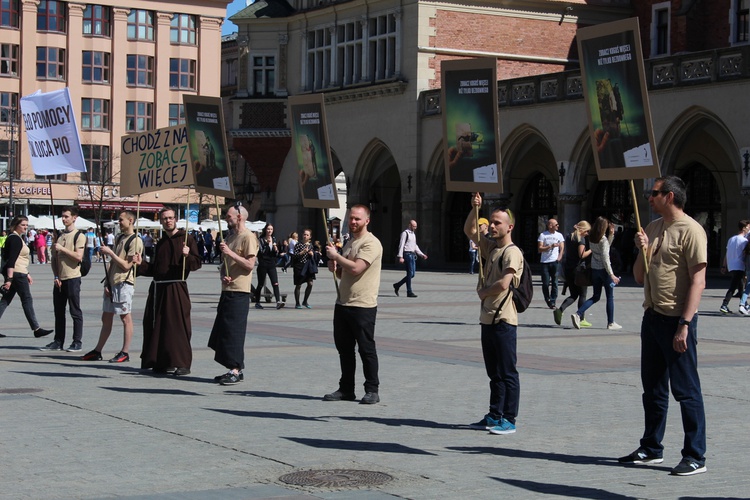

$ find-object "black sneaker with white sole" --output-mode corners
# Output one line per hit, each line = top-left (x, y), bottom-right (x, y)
(618, 448), (664, 464)
(670, 457), (706, 476)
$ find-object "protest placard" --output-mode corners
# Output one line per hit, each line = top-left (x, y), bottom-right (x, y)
(183, 95), (235, 198)
(441, 58), (502, 193)
(288, 94), (339, 209)
(577, 17), (661, 180)
(119, 125), (194, 196)
(19, 88), (86, 176)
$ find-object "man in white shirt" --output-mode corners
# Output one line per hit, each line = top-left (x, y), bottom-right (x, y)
(720, 219), (750, 314)
(537, 219), (565, 309)
(393, 220), (428, 298)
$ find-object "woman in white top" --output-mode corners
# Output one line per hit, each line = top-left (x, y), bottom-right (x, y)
(571, 216), (622, 330)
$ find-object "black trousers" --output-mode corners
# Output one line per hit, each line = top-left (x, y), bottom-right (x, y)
(53, 277), (83, 345)
(333, 304), (379, 394)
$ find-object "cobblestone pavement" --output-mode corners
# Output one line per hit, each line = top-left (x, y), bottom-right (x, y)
(1, 263), (749, 499)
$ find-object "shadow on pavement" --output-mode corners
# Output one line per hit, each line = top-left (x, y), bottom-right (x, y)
(492, 477), (639, 500)
(10, 370), (107, 379)
(282, 436), (436, 455)
(335, 416), (460, 430)
(206, 408), (328, 422)
(102, 386), (205, 396)
(223, 390), (322, 400)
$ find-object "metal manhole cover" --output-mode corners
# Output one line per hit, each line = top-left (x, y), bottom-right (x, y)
(279, 469), (393, 488)
(0, 388), (43, 394)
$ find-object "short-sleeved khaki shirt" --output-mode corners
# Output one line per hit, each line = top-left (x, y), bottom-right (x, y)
(56, 230), (84, 281)
(221, 229), (258, 293)
(107, 233), (144, 286)
(337, 232), (383, 308)
(643, 214), (707, 316)
(479, 239), (523, 326)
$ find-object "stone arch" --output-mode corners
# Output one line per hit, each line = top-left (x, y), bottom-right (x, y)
(353, 138), (401, 261)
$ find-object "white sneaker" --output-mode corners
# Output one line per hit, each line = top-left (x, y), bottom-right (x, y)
(571, 313), (581, 329)
(739, 304), (749, 316)
(607, 322), (623, 330)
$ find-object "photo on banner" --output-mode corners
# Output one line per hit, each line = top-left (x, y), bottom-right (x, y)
(287, 94), (339, 209)
(19, 88), (86, 176)
(440, 58), (502, 193)
(119, 125), (194, 196)
(577, 17), (661, 181)
(183, 95), (235, 198)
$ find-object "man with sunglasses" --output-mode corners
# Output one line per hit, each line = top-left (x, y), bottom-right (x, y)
(621, 176), (708, 476)
(537, 218), (564, 309)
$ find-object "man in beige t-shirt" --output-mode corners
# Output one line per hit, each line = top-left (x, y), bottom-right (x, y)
(464, 193), (523, 436)
(208, 204), (257, 385)
(81, 211), (143, 364)
(323, 204), (383, 405)
(49, 207), (85, 352)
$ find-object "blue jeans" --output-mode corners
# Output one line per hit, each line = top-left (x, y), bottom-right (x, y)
(395, 252), (417, 294)
(480, 321), (519, 423)
(639, 309), (706, 463)
(576, 268), (615, 324)
(469, 249), (477, 274)
(540, 261), (560, 305)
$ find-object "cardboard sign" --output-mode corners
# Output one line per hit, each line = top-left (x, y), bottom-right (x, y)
(288, 94), (339, 209)
(441, 58), (502, 193)
(577, 18), (661, 180)
(119, 125), (194, 196)
(19, 88), (86, 176)
(183, 95), (235, 198)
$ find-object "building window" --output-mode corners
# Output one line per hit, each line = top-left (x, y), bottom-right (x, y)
(738, 0), (750, 43)
(125, 101), (153, 132)
(37, 47), (66, 80)
(169, 58), (196, 90)
(337, 22), (363, 86)
(37, 0), (66, 33)
(368, 13), (397, 82)
(82, 50), (110, 83)
(127, 9), (154, 41)
(83, 4), (111, 37)
(169, 104), (185, 126)
(81, 98), (109, 130)
(170, 14), (196, 45)
(126, 54), (154, 87)
(0, 43), (19, 76)
(0, 139), (19, 180)
(1, 0), (20, 28)
(0, 92), (18, 123)
(252, 55), (275, 95)
(81, 144), (110, 182)
(650, 3), (670, 56)
(306, 12), (399, 91)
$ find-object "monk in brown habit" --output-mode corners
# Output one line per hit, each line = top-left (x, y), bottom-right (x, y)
(133, 208), (201, 375)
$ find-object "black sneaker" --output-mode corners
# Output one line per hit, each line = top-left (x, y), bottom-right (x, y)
(360, 392), (380, 404)
(214, 371), (243, 383)
(618, 448), (664, 464)
(34, 328), (53, 338)
(255, 303), (264, 309)
(40, 340), (63, 351)
(218, 372), (242, 385)
(108, 351), (130, 363)
(322, 390), (357, 401)
(393, 283), (400, 296)
(670, 457), (706, 476)
(66, 342), (82, 352)
(81, 349), (103, 361)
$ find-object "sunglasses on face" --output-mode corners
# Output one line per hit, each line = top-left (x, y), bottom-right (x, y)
(650, 190), (669, 197)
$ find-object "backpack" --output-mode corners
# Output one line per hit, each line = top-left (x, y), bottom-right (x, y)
(74, 231), (92, 277)
(492, 244), (533, 321)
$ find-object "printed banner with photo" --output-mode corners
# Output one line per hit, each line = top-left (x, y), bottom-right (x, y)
(577, 17), (660, 181)
(119, 125), (194, 196)
(441, 58), (502, 193)
(183, 95), (235, 198)
(19, 88), (86, 176)
(287, 94), (339, 209)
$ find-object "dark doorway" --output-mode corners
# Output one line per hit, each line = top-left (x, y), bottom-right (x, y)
(518, 173), (557, 262)
(681, 163), (722, 268)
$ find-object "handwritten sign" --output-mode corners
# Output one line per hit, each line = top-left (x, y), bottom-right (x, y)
(119, 125), (195, 196)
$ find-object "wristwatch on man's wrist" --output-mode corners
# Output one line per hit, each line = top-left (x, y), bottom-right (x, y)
(678, 317), (691, 326)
